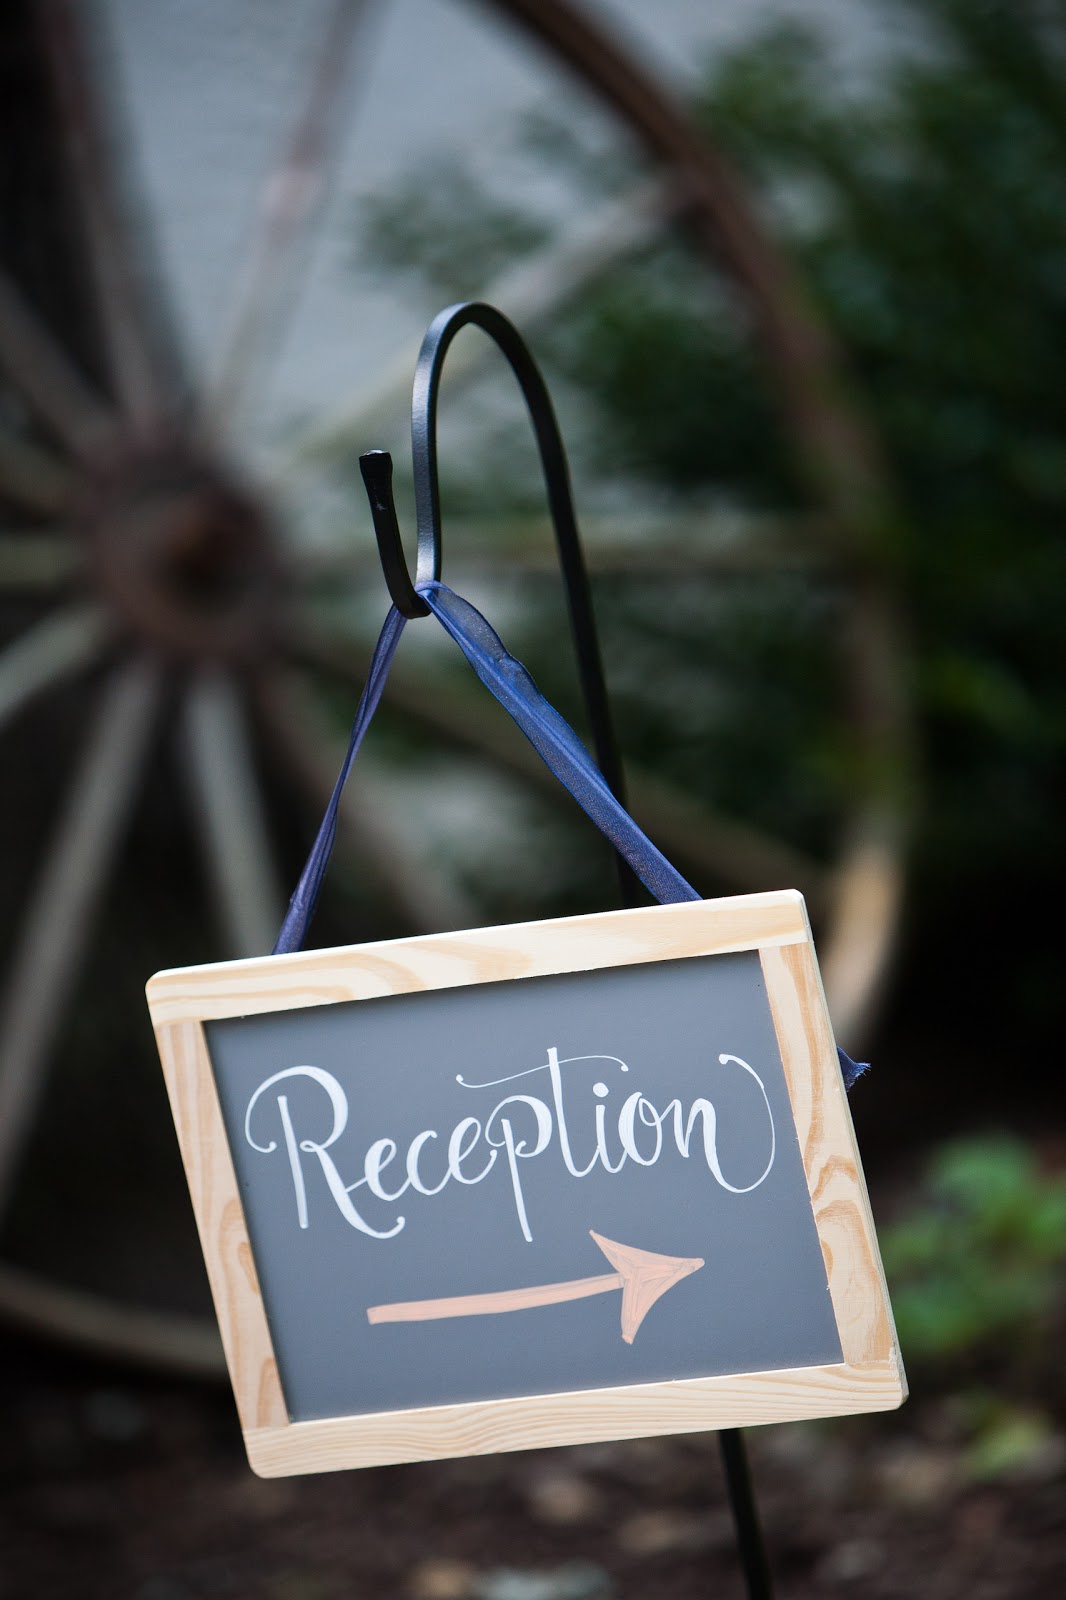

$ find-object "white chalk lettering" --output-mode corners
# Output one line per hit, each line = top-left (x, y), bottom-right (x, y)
(242, 1047), (776, 1241)
(244, 1066), (404, 1239)
(617, 1092), (664, 1167)
(363, 1138), (408, 1203)
(484, 1095), (554, 1243)
(545, 1049), (629, 1176)
(448, 1117), (495, 1185)
(406, 1130), (449, 1197)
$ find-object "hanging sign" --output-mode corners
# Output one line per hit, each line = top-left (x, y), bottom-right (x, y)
(146, 890), (904, 1478)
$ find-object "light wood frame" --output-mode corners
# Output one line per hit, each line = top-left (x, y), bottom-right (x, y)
(146, 889), (905, 1477)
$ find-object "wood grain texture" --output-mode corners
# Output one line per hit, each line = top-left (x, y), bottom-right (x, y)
(145, 891), (808, 1024)
(760, 934), (904, 1384)
(154, 1020), (285, 1432)
(147, 891), (904, 1477)
(244, 1359), (904, 1477)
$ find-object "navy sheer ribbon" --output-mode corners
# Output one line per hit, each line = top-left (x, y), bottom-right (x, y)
(275, 580), (868, 1090)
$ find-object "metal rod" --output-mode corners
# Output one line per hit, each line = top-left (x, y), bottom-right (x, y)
(413, 297), (774, 1595)
(404, 300), (638, 902)
(719, 1428), (775, 1600)
(433, 287), (780, 1595)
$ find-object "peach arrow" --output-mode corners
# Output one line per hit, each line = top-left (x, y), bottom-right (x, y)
(366, 1230), (704, 1344)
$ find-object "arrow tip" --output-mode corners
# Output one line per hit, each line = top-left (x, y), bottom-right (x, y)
(589, 1230), (704, 1343)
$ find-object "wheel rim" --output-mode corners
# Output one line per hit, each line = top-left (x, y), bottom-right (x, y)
(0, 0), (910, 1374)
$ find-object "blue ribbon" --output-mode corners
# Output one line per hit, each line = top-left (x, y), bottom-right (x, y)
(275, 581), (868, 1090)
(273, 605), (406, 956)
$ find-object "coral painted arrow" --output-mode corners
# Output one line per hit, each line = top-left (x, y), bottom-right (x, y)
(366, 1230), (704, 1344)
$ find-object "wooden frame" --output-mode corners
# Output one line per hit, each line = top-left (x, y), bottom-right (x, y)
(146, 890), (905, 1477)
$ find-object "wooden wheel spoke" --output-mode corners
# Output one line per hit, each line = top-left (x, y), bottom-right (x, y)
(297, 511), (833, 581)
(0, 604), (109, 733)
(623, 766), (827, 908)
(207, 0), (372, 428)
(255, 669), (473, 934)
(0, 0), (911, 1381)
(486, 0), (888, 541)
(0, 268), (119, 461)
(0, 657), (162, 1214)
(40, 0), (183, 426)
(0, 532), (82, 591)
(0, 430), (74, 515)
(274, 178), (672, 477)
(0, 1260), (223, 1376)
(820, 808), (906, 1047)
(181, 673), (284, 958)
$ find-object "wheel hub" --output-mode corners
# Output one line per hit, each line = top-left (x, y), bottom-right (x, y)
(82, 443), (283, 664)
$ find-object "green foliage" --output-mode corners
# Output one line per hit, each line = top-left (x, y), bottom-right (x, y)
(958, 1395), (1059, 1481)
(691, 1), (1066, 875)
(541, 249), (791, 498)
(881, 1137), (1066, 1362)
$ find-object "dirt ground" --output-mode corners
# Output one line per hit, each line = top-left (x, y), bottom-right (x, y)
(2, 1332), (1064, 1600)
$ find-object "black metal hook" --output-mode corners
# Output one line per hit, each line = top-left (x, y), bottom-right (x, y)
(361, 301), (631, 838)
(359, 449), (429, 618)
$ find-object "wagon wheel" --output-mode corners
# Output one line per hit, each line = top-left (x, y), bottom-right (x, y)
(0, 0), (910, 1375)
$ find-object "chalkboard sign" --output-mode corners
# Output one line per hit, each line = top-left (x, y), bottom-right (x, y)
(147, 891), (904, 1477)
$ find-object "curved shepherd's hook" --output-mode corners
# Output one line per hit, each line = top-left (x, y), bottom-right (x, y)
(360, 300), (634, 895)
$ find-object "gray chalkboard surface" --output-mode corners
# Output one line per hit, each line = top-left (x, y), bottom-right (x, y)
(148, 893), (904, 1475)
(207, 950), (841, 1423)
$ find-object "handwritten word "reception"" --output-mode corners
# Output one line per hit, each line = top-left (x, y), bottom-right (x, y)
(243, 1048), (776, 1243)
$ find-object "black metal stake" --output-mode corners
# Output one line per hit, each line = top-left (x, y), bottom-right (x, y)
(365, 299), (775, 1600)
(720, 1429), (775, 1600)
